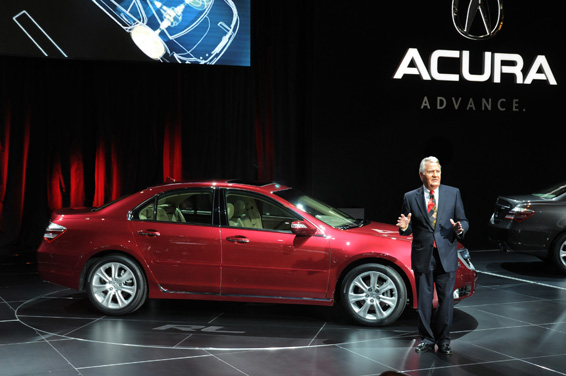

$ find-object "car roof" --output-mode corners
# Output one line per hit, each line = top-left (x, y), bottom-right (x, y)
(93, 180), (292, 213)
(146, 179), (291, 194)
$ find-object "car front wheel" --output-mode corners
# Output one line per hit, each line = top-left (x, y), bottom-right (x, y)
(86, 255), (147, 315)
(550, 233), (566, 274)
(340, 263), (407, 326)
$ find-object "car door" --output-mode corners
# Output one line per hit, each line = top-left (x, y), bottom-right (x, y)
(130, 188), (221, 293)
(221, 190), (331, 299)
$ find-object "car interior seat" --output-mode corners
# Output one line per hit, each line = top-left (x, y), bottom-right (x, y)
(156, 207), (169, 221)
(243, 198), (262, 229)
(227, 197), (263, 229)
(231, 199), (246, 227)
(227, 203), (236, 226)
(139, 205), (154, 220)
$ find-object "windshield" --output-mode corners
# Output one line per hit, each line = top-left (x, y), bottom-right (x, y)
(275, 189), (365, 229)
(532, 182), (566, 199)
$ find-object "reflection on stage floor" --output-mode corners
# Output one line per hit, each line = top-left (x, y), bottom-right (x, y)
(1, 250), (566, 376)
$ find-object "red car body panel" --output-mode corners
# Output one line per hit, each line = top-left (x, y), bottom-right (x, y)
(37, 181), (476, 316)
(219, 226), (331, 298)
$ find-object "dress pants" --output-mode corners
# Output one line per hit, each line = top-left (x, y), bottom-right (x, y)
(414, 247), (456, 345)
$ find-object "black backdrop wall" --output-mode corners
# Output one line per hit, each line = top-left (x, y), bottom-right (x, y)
(1, 1), (565, 257)
(309, 1), (565, 250)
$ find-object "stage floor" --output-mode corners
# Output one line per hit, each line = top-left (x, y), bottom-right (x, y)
(2, 250), (566, 376)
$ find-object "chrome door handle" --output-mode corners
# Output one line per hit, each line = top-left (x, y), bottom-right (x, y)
(138, 230), (160, 237)
(226, 236), (249, 243)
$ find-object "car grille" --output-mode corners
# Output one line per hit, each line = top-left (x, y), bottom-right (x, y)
(454, 285), (473, 299)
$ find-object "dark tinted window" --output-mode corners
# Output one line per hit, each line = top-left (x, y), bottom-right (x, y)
(136, 189), (213, 225)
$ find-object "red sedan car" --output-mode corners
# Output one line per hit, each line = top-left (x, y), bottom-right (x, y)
(37, 180), (476, 326)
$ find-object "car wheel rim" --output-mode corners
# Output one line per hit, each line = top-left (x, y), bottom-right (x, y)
(347, 270), (398, 321)
(560, 241), (566, 267)
(90, 262), (137, 310)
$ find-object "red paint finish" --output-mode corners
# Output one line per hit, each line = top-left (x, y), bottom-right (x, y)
(220, 226), (331, 298)
(131, 220), (221, 293)
(37, 180), (476, 325)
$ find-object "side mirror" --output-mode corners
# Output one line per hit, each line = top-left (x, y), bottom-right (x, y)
(291, 221), (317, 236)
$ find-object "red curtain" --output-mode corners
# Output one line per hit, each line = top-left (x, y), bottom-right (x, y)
(17, 113), (30, 229)
(163, 118), (183, 182)
(70, 146), (85, 208)
(254, 52), (274, 181)
(111, 137), (121, 201)
(0, 1), (312, 255)
(163, 71), (184, 183)
(93, 131), (122, 205)
(93, 135), (106, 207)
(0, 106), (11, 230)
(47, 154), (65, 212)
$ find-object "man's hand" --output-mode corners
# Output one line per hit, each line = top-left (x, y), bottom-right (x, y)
(450, 219), (463, 235)
(397, 213), (412, 231)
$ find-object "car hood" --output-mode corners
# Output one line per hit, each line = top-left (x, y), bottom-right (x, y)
(344, 221), (412, 241)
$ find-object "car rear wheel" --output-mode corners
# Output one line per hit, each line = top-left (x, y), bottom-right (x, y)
(86, 255), (147, 315)
(550, 233), (566, 274)
(340, 263), (407, 326)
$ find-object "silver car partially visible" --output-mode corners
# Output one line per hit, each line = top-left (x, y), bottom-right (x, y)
(488, 182), (566, 274)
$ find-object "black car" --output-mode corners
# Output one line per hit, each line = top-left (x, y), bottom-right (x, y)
(488, 182), (566, 274)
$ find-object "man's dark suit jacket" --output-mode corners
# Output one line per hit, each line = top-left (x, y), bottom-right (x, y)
(399, 184), (469, 273)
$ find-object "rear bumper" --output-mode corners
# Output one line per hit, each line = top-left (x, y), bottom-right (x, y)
(36, 241), (82, 290)
(488, 215), (551, 253)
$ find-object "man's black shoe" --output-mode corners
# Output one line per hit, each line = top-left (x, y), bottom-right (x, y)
(415, 342), (434, 353)
(438, 343), (452, 354)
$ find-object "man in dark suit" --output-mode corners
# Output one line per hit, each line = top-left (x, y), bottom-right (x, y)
(396, 156), (468, 355)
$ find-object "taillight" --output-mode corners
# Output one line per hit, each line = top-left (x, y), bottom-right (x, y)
(43, 222), (67, 242)
(504, 207), (534, 222)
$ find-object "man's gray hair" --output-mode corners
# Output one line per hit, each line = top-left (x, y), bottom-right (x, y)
(419, 156), (441, 174)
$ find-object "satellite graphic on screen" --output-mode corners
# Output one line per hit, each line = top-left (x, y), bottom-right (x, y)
(1, 0), (250, 66)
(92, 0), (240, 63)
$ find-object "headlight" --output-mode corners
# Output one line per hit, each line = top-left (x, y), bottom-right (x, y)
(458, 248), (475, 271)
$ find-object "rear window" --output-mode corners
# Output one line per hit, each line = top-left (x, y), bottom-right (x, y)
(533, 182), (566, 199)
(135, 189), (214, 225)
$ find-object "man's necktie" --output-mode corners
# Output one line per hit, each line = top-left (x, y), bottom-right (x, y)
(428, 190), (437, 228)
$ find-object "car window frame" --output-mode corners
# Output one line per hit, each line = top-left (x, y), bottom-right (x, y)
(221, 188), (303, 233)
(131, 188), (218, 226)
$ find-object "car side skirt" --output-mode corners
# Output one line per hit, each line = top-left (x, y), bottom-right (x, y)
(154, 285), (335, 306)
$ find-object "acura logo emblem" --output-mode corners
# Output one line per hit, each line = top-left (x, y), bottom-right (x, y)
(452, 0), (504, 40)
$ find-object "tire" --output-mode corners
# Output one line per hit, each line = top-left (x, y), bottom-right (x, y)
(550, 233), (566, 274)
(340, 263), (407, 326)
(86, 255), (147, 315)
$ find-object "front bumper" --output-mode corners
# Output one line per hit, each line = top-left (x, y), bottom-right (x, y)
(454, 248), (476, 301)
